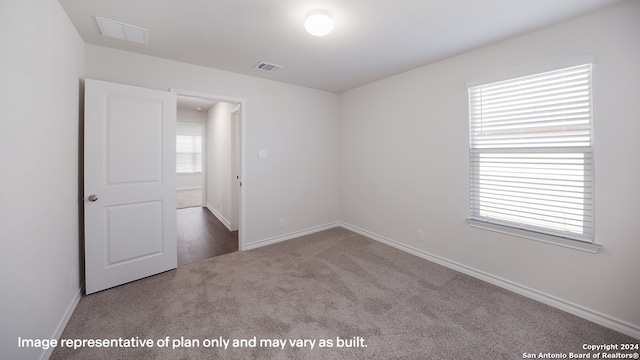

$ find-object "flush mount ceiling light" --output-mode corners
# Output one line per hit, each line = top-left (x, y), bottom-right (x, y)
(304, 9), (334, 36)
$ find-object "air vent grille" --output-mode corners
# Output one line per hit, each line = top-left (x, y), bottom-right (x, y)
(254, 61), (283, 73)
(95, 17), (149, 45)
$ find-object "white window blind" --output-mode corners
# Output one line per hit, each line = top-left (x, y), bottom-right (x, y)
(468, 64), (593, 243)
(176, 135), (202, 174)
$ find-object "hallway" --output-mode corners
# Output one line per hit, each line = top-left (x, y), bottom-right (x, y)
(177, 207), (238, 266)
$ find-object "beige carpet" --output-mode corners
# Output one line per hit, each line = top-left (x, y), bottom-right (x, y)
(51, 228), (635, 359)
(176, 188), (202, 209)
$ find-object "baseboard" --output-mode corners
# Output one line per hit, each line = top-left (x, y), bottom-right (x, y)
(339, 222), (640, 340)
(205, 203), (232, 231)
(177, 186), (202, 191)
(245, 222), (341, 251)
(41, 284), (83, 360)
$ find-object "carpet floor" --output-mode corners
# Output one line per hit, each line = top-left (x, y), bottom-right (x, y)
(51, 227), (635, 359)
(176, 189), (203, 209)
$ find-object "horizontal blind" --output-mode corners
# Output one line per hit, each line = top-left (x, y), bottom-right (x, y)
(176, 135), (202, 173)
(469, 64), (593, 242)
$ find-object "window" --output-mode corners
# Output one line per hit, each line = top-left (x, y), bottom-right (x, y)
(176, 134), (202, 174)
(468, 64), (594, 243)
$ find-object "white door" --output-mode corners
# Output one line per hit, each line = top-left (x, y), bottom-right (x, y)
(84, 79), (177, 295)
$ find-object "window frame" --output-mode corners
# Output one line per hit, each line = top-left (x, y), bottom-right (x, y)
(466, 60), (601, 253)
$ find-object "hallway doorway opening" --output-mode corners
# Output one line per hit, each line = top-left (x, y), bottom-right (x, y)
(174, 90), (246, 265)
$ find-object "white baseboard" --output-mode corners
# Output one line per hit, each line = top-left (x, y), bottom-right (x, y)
(339, 222), (640, 340)
(205, 203), (232, 231)
(245, 222), (341, 251)
(177, 186), (202, 191)
(41, 285), (83, 360)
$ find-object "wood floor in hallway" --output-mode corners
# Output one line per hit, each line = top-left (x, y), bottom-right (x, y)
(177, 207), (238, 266)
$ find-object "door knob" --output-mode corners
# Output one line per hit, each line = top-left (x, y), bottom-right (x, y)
(88, 194), (99, 202)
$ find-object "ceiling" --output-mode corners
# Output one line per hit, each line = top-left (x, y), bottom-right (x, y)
(59, 0), (625, 93)
(177, 96), (217, 112)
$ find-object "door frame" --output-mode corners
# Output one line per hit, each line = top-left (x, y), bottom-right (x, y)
(230, 104), (241, 232)
(171, 89), (247, 251)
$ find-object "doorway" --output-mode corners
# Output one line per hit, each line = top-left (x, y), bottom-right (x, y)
(174, 90), (246, 265)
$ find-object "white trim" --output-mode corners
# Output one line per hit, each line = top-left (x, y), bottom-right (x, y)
(205, 203), (232, 231)
(40, 286), (83, 360)
(339, 222), (640, 340)
(171, 88), (247, 251)
(176, 186), (202, 191)
(245, 222), (341, 250)
(172, 88), (244, 106)
(467, 219), (602, 253)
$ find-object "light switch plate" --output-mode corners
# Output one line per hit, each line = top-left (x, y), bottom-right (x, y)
(258, 149), (268, 159)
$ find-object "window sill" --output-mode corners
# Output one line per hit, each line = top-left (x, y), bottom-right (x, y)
(467, 219), (602, 254)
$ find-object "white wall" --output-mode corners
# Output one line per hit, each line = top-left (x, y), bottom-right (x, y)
(177, 109), (206, 191)
(178, 107), (207, 126)
(0, 0), (85, 359)
(206, 102), (235, 227)
(339, 0), (640, 335)
(84, 45), (341, 247)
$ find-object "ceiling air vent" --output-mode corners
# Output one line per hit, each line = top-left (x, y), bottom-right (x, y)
(254, 61), (283, 73)
(95, 17), (149, 45)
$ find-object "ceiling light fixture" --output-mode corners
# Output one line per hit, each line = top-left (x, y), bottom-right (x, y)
(304, 10), (334, 37)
